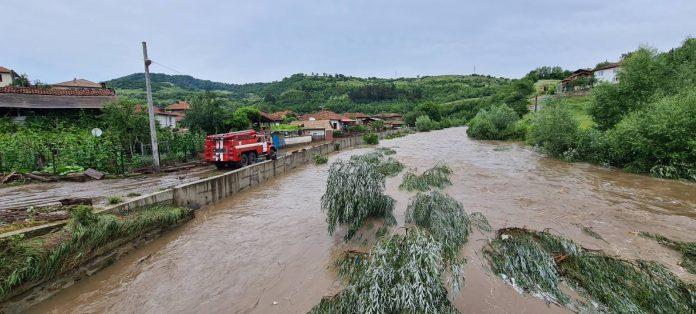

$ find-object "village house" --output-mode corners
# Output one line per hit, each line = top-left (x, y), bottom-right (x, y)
(0, 66), (17, 88)
(52, 78), (106, 90)
(344, 112), (375, 125)
(165, 100), (190, 115)
(560, 69), (594, 92)
(290, 119), (334, 140)
(593, 62), (621, 83)
(135, 105), (181, 129)
(298, 110), (353, 130)
(0, 86), (116, 122)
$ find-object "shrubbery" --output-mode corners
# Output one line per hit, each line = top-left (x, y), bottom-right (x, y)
(526, 105), (579, 157)
(466, 103), (521, 140)
(604, 91), (696, 179)
(415, 115), (439, 132)
(362, 133), (378, 145)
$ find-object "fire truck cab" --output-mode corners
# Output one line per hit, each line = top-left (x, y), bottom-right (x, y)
(204, 129), (277, 169)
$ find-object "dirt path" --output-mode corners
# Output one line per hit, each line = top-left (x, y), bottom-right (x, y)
(27, 127), (696, 313)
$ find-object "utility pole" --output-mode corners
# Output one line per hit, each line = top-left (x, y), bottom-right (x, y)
(142, 41), (160, 172)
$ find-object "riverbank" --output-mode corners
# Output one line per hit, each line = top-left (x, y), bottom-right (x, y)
(25, 127), (695, 313)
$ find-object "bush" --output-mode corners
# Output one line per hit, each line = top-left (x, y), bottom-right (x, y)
(321, 159), (396, 240)
(574, 128), (609, 164)
(107, 196), (123, 204)
(313, 153), (328, 164)
(362, 133), (378, 145)
(527, 105), (580, 157)
(603, 91), (696, 179)
(415, 115), (439, 132)
(466, 103), (520, 140)
(332, 130), (343, 138)
(400, 163), (453, 192)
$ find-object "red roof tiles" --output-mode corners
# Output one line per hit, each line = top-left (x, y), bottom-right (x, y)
(0, 86), (115, 96)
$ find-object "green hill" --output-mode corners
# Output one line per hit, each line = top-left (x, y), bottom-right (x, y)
(106, 72), (510, 114)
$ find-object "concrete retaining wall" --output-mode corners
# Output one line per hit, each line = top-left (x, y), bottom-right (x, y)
(2, 130), (402, 239)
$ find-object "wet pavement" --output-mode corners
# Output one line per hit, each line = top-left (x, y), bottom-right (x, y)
(26, 127), (696, 313)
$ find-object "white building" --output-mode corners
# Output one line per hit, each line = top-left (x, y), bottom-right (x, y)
(594, 62), (621, 84)
(0, 66), (15, 87)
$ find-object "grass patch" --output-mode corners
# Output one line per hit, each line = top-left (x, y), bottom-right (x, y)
(640, 232), (696, 275)
(487, 228), (696, 312)
(125, 192), (142, 198)
(399, 162), (453, 192)
(321, 158), (396, 241)
(0, 204), (190, 300)
(107, 196), (123, 204)
(313, 153), (328, 165)
(309, 230), (459, 313)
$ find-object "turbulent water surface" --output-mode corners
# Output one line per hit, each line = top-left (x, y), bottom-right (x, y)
(27, 127), (696, 313)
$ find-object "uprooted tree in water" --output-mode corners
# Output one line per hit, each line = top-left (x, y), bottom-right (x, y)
(487, 228), (696, 313)
(310, 229), (459, 314)
(321, 157), (395, 240)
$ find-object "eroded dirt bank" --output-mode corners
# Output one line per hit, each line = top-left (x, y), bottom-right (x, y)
(27, 127), (696, 313)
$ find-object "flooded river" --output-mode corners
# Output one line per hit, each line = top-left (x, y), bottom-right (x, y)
(27, 127), (696, 313)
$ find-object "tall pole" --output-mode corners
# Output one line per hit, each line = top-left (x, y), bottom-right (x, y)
(142, 41), (160, 171)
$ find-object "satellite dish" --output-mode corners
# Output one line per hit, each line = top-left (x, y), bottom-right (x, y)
(91, 128), (103, 137)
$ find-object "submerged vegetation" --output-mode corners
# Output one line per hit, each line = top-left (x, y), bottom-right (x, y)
(405, 191), (470, 291)
(321, 158), (395, 240)
(400, 163), (453, 191)
(310, 230), (459, 314)
(640, 232), (696, 275)
(0, 204), (190, 300)
(350, 149), (404, 177)
(487, 228), (696, 313)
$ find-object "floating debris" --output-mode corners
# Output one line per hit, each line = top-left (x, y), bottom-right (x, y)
(400, 163), (453, 192)
(405, 191), (470, 291)
(487, 228), (696, 313)
(321, 159), (395, 241)
(640, 231), (696, 275)
(350, 150), (404, 177)
(470, 212), (492, 233)
(309, 230), (459, 313)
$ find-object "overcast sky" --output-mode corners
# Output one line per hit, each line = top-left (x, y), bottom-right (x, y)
(2, 1), (695, 84)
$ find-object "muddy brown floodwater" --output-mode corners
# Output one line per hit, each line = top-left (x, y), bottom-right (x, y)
(27, 127), (696, 313)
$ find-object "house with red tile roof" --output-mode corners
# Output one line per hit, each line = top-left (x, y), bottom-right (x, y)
(165, 100), (191, 113)
(298, 110), (353, 130)
(0, 86), (116, 121)
(0, 66), (17, 88)
(52, 78), (105, 89)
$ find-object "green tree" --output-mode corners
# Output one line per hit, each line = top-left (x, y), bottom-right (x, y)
(181, 93), (231, 134)
(227, 106), (261, 131)
(102, 99), (148, 154)
(590, 47), (666, 130)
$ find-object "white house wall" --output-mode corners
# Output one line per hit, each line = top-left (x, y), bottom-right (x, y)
(594, 67), (619, 83)
(0, 73), (13, 87)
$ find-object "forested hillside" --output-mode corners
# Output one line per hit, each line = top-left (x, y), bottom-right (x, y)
(106, 73), (510, 114)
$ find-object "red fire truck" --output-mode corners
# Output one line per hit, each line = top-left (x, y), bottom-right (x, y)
(204, 130), (277, 169)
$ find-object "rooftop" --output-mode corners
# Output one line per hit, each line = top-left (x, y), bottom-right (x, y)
(0, 66), (11, 74)
(290, 119), (334, 130)
(299, 110), (347, 121)
(165, 100), (190, 111)
(52, 78), (103, 89)
(0, 86), (115, 97)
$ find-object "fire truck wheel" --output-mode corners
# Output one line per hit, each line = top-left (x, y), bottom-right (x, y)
(215, 162), (227, 170)
(249, 152), (257, 164)
(240, 154), (249, 167)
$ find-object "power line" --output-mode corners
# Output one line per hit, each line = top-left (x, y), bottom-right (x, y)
(150, 60), (189, 76)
